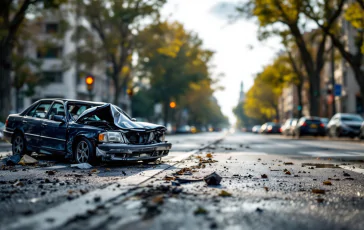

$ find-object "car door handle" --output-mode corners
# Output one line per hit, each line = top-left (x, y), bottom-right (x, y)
(41, 123), (48, 127)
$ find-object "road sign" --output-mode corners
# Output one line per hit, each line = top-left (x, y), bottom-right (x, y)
(334, 84), (342, 96)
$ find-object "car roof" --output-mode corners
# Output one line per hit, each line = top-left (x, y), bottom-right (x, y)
(37, 98), (106, 105)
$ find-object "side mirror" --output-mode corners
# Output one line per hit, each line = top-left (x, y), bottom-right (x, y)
(53, 115), (66, 123)
(131, 118), (137, 122)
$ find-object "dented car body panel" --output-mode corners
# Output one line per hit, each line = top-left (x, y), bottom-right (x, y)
(4, 99), (172, 162)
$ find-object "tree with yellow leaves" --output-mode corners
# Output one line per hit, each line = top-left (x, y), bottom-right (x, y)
(236, 0), (345, 116)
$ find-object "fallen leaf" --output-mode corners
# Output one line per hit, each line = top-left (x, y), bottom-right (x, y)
(261, 174), (268, 179)
(176, 168), (192, 175)
(152, 195), (164, 204)
(316, 198), (325, 203)
(90, 169), (99, 174)
(264, 187), (269, 192)
(312, 189), (325, 194)
(283, 169), (288, 172)
(194, 207), (208, 215)
(219, 190), (232, 197)
(206, 153), (213, 158)
(164, 176), (175, 181)
(285, 171), (291, 175)
(68, 190), (75, 194)
(323, 181), (332, 186)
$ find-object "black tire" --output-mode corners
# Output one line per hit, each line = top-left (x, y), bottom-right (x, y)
(12, 132), (27, 156)
(73, 137), (98, 164)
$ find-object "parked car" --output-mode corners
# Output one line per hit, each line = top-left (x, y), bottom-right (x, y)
(3, 99), (172, 164)
(327, 113), (363, 138)
(281, 118), (297, 136)
(252, 125), (261, 133)
(260, 122), (281, 134)
(293, 117), (326, 137)
(320, 118), (329, 128)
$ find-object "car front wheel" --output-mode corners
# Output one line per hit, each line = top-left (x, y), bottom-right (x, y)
(74, 138), (97, 164)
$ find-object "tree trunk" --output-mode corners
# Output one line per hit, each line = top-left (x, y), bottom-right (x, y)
(297, 83), (303, 118)
(0, 44), (12, 120)
(308, 73), (320, 116)
(353, 68), (364, 114)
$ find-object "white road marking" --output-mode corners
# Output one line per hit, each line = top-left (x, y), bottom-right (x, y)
(299, 151), (364, 157)
(340, 165), (364, 174)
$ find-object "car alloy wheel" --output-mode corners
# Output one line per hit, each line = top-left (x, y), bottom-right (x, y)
(13, 135), (24, 155)
(76, 140), (90, 163)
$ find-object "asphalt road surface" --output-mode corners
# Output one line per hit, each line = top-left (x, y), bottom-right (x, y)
(0, 132), (364, 230)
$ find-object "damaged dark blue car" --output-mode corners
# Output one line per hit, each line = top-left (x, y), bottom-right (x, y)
(3, 99), (172, 164)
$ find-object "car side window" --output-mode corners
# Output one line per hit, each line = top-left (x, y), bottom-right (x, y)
(27, 102), (52, 118)
(46, 103), (65, 120)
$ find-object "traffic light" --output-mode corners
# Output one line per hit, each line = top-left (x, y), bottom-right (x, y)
(127, 88), (133, 97)
(169, 101), (176, 109)
(85, 75), (94, 92)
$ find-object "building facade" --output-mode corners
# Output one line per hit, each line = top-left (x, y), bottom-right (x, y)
(11, 8), (131, 115)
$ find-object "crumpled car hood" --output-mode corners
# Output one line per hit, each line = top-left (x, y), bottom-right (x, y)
(76, 103), (166, 131)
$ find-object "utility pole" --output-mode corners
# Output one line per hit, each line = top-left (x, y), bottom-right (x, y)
(331, 42), (336, 116)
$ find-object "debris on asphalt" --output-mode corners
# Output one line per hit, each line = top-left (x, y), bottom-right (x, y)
(13, 181), (25, 187)
(343, 172), (351, 177)
(316, 198), (325, 203)
(4, 154), (21, 166)
(323, 181), (332, 185)
(302, 163), (338, 168)
(18, 154), (38, 165)
(90, 169), (100, 174)
(219, 190), (232, 197)
(175, 178), (203, 184)
(152, 195), (164, 204)
(204, 172), (222, 185)
(264, 187), (269, 192)
(312, 189), (326, 194)
(176, 168), (192, 175)
(71, 163), (93, 169)
(284, 162), (294, 165)
(164, 176), (175, 181)
(285, 171), (291, 175)
(206, 153), (213, 158)
(45, 170), (56, 175)
(194, 207), (208, 215)
(261, 174), (268, 179)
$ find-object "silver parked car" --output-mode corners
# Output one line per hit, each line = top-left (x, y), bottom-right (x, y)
(327, 113), (363, 138)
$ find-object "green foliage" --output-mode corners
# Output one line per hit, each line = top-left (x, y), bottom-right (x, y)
(233, 101), (263, 128)
(134, 21), (228, 127)
(74, 0), (166, 104)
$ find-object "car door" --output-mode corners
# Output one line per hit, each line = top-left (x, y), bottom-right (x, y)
(22, 101), (52, 148)
(40, 101), (68, 154)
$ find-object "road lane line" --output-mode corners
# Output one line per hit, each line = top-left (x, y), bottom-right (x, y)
(340, 165), (364, 174)
(7, 135), (226, 230)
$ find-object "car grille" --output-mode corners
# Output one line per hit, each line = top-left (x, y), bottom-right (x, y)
(348, 125), (361, 130)
(124, 131), (152, 144)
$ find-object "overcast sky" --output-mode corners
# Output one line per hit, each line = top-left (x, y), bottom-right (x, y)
(161, 0), (282, 125)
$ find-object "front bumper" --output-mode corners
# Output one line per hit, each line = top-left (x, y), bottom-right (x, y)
(3, 130), (13, 143)
(96, 142), (172, 161)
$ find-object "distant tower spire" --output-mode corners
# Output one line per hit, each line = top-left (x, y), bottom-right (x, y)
(239, 81), (245, 103)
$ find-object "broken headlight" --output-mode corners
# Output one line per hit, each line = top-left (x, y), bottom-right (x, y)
(159, 133), (165, 142)
(98, 132), (124, 143)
